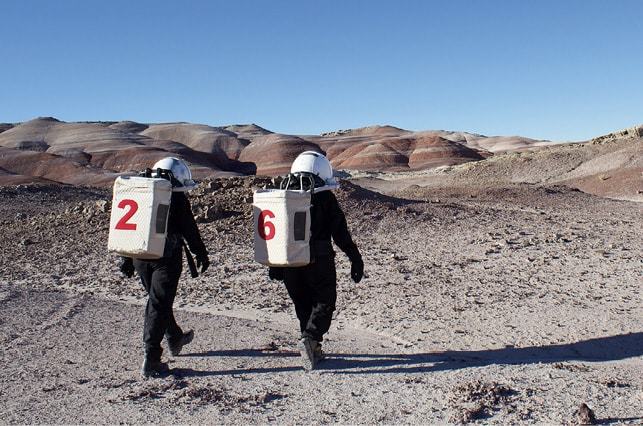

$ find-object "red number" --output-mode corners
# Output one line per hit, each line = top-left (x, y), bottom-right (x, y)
(115, 199), (138, 230)
(258, 209), (275, 240)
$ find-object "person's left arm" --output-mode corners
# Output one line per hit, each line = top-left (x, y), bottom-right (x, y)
(327, 192), (364, 283)
(176, 193), (210, 272)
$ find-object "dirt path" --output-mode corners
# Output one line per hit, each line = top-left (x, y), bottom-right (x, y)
(1, 285), (641, 424)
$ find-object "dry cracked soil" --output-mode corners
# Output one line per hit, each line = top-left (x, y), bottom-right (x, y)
(0, 177), (641, 424)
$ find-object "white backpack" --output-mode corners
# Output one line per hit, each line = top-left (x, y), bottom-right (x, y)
(107, 176), (172, 259)
(253, 175), (313, 267)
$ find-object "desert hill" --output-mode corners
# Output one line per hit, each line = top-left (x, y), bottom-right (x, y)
(0, 117), (555, 186)
(0, 118), (640, 201)
(352, 125), (643, 202)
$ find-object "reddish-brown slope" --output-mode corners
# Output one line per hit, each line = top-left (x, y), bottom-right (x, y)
(238, 134), (321, 175)
(141, 124), (248, 160)
(408, 135), (484, 168)
(0, 117), (556, 186)
(0, 147), (115, 186)
(330, 135), (484, 171)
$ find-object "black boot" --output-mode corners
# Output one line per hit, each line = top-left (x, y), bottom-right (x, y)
(298, 337), (319, 371)
(141, 351), (170, 378)
(168, 329), (194, 356)
(313, 341), (325, 362)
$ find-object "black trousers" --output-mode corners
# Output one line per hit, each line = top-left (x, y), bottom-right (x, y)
(133, 251), (183, 361)
(283, 256), (337, 342)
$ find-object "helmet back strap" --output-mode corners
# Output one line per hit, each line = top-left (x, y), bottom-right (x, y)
(140, 168), (183, 188)
(280, 172), (316, 194)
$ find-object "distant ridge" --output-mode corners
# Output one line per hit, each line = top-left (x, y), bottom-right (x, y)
(0, 117), (638, 190)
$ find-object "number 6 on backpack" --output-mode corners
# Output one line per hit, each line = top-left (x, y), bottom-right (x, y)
(258, 209), (276, 240)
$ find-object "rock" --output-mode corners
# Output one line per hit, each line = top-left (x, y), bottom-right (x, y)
(576, 403), (596, 425)
(95, 200), (109, 213)
(206, 206), (221, 221)
(205, 181), (219, 192)
(196, 206), (223, 223)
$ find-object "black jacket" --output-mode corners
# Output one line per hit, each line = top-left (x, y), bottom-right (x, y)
(309, 190), (360, 262)
(164, 192), (207, 258)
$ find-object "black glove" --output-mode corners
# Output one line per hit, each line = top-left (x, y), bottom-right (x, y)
(268, 267), (285, 281)
(119, 257), (134, 278)
(196, 253), (210, 273)
(350, 257), (364, 283)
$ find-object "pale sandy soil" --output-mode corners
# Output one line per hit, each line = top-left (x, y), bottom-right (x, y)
(0, 178), (641, 424)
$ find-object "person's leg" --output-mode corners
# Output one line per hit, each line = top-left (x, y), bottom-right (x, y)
(142, 257), (182, 360)
(284, 267), (314, 337)
(285, 261), (335, 371)
(133, 260), (157, 357)
(165, 310), (183, 343)
(134, 259), (152, 293)
(163, 253), (184, 343)
(165, 278), (197, 357)
(133, 259), (171, 377)
(302, 256), (337, 342)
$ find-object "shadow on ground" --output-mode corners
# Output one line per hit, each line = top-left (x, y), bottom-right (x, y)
(320, 332), (643, 374)
(175, 332), (642, 377)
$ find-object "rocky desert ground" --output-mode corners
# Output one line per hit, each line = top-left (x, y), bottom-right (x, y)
(0, 122), (641, 424)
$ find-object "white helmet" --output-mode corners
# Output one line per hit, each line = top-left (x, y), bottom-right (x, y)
(151, 157), (196, 192)
(290, 151), (338, 192)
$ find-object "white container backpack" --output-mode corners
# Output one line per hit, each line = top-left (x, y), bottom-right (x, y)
(107, 176), (172, 259)
(253, 174), (314, 267)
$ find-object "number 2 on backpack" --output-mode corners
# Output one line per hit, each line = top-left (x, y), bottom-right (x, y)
(115, 199), (138, 230)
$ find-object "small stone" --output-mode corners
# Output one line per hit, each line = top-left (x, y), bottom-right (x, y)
(95, 200), (109, 213)
(576, 403), (596, 425)
(205, 206), (221, 221)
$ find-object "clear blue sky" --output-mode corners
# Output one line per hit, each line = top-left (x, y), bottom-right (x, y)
(1, 0), (642, 141)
